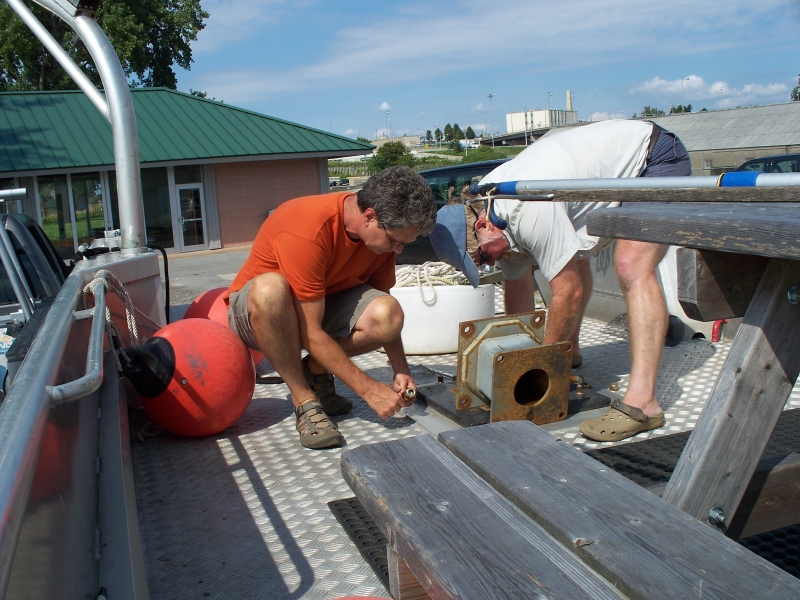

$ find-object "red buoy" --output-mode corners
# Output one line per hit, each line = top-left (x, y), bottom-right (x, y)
(184, 287), (265, 366)
(124, 319), (255, 437)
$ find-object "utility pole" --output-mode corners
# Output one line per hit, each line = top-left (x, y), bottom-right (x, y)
(547, 91), (552, 127)
(385, 111), (389, 138)
(523, 103), (528, 145)
(487, 93), (496, 147)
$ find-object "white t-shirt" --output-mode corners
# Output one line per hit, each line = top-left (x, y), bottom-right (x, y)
(479, 120), (654, 281)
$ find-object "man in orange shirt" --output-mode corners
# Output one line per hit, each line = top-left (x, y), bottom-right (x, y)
(226, 166), (437, 449)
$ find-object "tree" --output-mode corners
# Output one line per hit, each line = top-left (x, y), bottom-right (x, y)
(356, 136), (373, 144)
(640, 106), (665, 117)
(190, 89), (221, 102)
(669, 104), (692, 114)
(452, 123), (463, 140)
(0, 0), (208, 91)
(465, 126), (476, 140)
(425, 130), (433, 143)
(443, 123), (453, 141)
(434, 128), (443, 143)
(369, 141), (416, 172)
(792, 74), (800, 101)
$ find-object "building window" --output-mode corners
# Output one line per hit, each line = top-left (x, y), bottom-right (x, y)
(37, 175), (75, 261)
(174, 165), (202, 185)
(108, 167), (175, 248)
(71, 173), (105, 249)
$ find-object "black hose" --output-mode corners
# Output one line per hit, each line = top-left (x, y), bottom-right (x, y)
(148, 245), (170, 324)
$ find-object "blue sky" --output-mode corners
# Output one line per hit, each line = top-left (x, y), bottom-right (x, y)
(177, 0), (800, 140)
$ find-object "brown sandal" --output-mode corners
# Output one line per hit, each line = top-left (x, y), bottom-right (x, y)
(295, 400), (344, 449)
(301, 355), (352, 415)
(579, 398), (665, 442)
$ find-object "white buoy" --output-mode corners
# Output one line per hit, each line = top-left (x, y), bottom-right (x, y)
(390, 284), (495, 354)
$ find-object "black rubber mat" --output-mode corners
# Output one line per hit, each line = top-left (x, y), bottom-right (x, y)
(328, 498), (390, 591)
(739, 525), (800, 578)
(418, 381), (610, 428)
(333, 408), (800, 582)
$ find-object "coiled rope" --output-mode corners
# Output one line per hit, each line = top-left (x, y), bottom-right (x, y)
(394, 261), (470, 305)
(81, 269), (140, 372)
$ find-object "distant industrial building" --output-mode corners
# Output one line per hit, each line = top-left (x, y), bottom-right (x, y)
(649, 102), (800, 175)
(500, 101), (800, 176)
(500, 91), (578, 145)
(371, 135), (421, 150)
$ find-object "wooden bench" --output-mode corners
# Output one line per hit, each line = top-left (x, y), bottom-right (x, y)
(587, 202), (800, 528)
(341, 422), (800, 599)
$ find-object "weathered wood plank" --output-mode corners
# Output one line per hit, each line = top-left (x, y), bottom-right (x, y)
(644, 452), (800, 540)
(663, 259), (800, 526)
(340, 434), (624, 600)
(516, 186), (800, 204)
(387, 545), (430, 600)
(586, 203), (800, 260)
(727, 452), (800, 539)
(677, 248), (767, 321)
(439, 421), (800, 599)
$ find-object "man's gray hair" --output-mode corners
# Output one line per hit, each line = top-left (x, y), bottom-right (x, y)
(357, 166), (436, 235)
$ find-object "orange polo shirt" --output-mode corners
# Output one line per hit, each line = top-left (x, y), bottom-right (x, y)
(226, 192), (396, 303)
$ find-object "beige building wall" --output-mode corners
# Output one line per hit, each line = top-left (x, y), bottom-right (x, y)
(688, 145), (800, 176)
(214, 158), (321, 247)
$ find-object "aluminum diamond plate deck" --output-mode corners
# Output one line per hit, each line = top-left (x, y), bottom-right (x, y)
(133, 285), (800, 599)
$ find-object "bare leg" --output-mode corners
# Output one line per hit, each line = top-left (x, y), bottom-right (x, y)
(306, 295), (404, 372)
(615, 240), (668, 417)
(246, 272), (316, 408)
(569, 258), (593, 360)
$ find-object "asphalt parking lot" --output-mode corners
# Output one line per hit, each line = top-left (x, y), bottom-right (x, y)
(157, 246), (251, 321)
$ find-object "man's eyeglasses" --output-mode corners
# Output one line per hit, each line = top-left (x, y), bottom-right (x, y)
(381, 224), (406, 249)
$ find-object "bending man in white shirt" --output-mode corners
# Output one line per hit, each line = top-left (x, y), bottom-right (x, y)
(431, 119), (691, 442)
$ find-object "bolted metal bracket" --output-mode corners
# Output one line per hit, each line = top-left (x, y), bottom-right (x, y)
(454, 311), (571, 425)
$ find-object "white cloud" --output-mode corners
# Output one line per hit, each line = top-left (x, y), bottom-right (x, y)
(629, 75), (789, 107)
(378, 102), (391, 111)
(343, 128), (357, 136)
(590, 111), (628, 122)
(197, 0), (798, 104)
(194, 0), (315, 51)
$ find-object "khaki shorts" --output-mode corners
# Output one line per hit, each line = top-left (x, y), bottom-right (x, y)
(227, 279), (387, 351)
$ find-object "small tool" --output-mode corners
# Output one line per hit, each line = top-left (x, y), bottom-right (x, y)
(403, 388), (417, 401)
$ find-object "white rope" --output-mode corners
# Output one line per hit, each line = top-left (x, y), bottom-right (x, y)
(82, 269), (140, 371)
(394, 261), (470, 305)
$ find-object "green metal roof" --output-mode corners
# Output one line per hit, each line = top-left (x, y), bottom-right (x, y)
(0, 88), (373, 174)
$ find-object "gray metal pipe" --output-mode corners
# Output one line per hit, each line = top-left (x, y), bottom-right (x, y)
(5, 0), (109, 122)
(754, 173), (800, 187)
(509, 172), (800, 192)
(0, 272), (83, 595)
(73, 15), (146, 254)
(0, 224), (33, 321)
(0, 189), (28, 201)
(512, 176), (720, 191)
(0, 224), (35, 315)
(47, 285), (106, 404)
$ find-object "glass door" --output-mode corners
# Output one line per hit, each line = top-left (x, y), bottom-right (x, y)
(176, 185), (207, 250)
